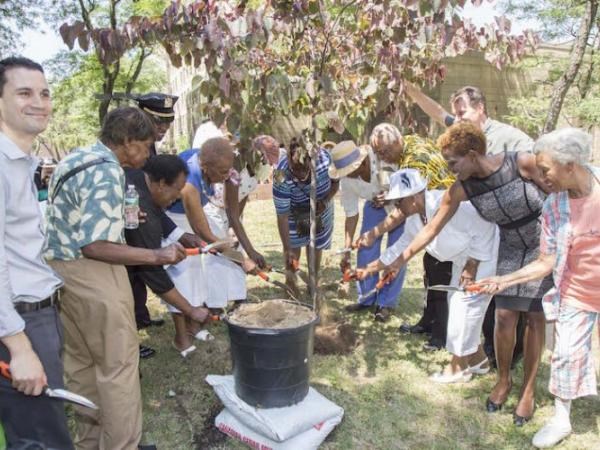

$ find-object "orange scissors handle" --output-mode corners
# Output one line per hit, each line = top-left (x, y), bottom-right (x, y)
(0, 361), (12, 380)
(465, 284), (483, 293)
(257, 271), (270, 281)
(185, 248), (201, 256)
(376, 272), (394, 290)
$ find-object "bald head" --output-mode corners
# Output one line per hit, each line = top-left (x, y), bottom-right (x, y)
(200, 137), (235, 182)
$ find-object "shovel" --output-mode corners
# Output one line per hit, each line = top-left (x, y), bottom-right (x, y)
(428, 284), (484, 294)
(0, 361), (98, 410)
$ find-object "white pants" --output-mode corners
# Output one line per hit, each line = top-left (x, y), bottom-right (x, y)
(445, 229), (499, 357)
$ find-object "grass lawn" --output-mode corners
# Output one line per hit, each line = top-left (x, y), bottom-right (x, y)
(138, 199), (600, 449)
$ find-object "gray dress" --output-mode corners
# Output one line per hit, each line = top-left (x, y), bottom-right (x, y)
(461, 152), (552, 311)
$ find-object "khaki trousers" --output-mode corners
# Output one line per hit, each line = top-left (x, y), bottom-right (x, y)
(50, 258), (142, 450)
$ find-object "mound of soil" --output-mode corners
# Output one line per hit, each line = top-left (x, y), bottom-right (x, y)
(314, 322), (358, 355)
(193, 402), (227, 449)
(228, 300), (316, 329)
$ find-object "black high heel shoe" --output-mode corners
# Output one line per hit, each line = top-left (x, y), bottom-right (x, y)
(486, 379), (512, 413)
(486, 397), (504, 413)
(513, 413), (531, 427)
(513, 400), (535, 426)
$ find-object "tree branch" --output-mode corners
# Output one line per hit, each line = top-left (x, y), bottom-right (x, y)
(125, 48), (149, 94)
(543, 0), (598, 133)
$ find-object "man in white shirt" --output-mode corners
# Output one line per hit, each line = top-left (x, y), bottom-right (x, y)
(329, 133), (406, 322)
(357, 169), (499, 382)
(0, 57), (73, 448)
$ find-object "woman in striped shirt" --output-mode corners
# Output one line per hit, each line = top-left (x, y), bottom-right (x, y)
(273, 139), (338, 294)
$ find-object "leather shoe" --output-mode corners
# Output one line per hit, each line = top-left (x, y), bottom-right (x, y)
(422, 340), (444, 351)
(532, 419), (572, 448)
(344, 303), (371, 313)
(137, 318), (165, 329)
(374, 306), (392, 322)
(399, 323), (430, 334)
(139, 345), (156, 359)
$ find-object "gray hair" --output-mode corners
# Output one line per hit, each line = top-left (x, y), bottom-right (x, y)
(533, 128), (592, 165)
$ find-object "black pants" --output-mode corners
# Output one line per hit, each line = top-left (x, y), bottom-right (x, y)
(129, 272), (150, 327)
(0, 305), (74, 450)
(417, 252), (452, 346)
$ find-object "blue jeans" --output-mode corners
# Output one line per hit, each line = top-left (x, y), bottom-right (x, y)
(356, 201), (406, 307)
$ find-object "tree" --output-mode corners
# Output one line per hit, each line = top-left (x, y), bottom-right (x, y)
(60, 0), (536, 310)
(0, 0), (44, 56)
(40, 50), (166, 156)
(502, 0), (600, 133)
(57, 0), (170, 123)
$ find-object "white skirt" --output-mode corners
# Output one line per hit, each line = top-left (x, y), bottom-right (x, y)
(445, 230), (499, 357)
(201, 202), (247, 306)
(163, 212), (209, 312)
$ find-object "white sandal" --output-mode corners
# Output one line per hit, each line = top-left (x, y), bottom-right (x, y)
(173, 343), (197, 358)
(468, 358), (491, 375)
(192, 330), (214, 341)
(430, 369), (473, 384)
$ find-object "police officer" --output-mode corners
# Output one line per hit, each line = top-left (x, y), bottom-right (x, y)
(133, 92), (179, 157)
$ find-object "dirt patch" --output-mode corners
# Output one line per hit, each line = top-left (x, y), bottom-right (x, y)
(193, 402), (227, 449)
(227, 299), (316, 329)
(314, 322), (358, 355)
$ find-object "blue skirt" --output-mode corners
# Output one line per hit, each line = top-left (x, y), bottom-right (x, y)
(289, 202), (333, 250)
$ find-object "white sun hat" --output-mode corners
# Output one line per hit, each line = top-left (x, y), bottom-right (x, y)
(385, 168), (427, 200)
(328, 140), (369, 179)
(192, 121), (224, 150)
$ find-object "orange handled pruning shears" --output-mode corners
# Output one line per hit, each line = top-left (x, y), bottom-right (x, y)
(0, 360), (98, 409)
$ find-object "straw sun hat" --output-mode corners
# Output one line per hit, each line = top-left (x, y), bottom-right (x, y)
(328, 140), (369, 179)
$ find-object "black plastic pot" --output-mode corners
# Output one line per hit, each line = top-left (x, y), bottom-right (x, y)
(225, 304), (319, 408)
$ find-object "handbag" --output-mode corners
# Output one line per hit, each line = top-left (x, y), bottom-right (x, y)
(291, 206), (324, 237)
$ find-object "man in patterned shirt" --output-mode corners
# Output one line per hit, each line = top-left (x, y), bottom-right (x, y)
(45, 107), (186, 450)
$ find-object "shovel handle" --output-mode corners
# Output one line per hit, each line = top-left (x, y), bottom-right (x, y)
(376, 272), (394, 290)
(0, 361), (12, 380)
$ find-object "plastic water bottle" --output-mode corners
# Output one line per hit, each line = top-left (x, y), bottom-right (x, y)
(124, 184), (139, 229)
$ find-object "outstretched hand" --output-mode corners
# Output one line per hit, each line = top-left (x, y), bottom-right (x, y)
(475, 276), (507, 295)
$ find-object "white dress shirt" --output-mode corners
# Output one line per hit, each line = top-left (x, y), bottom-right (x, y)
(0, 133), (62, 338)
(380, 189), (499, 280)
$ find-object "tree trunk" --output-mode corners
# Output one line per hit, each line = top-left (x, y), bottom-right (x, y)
(308, 126), (319, 313)
(543, 0), (598, 133)
(98, 63), (119, 124)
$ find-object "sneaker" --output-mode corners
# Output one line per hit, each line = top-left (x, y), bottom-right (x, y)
(344, 303), (371, 313)
(374, 306), (392, 322)
(532, 418), (572, 448)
